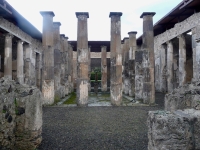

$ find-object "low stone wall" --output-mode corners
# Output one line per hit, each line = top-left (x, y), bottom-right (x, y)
(165, 82), (200, 112)
(0, 77), (43, 150)
(148, 109), (200, 150)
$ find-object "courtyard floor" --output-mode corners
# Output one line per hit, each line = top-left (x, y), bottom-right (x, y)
(38, 92), (165, 150)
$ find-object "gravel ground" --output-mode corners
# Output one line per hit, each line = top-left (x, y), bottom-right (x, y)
(38, 92), (165, 150)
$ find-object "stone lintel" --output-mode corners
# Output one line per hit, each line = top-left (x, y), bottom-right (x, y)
(128, 31), (137, 35)
(40, 11), (55, 17)
(140, 12), (156, 18)
(53, 22), (61, 27)
(109, 12), (122, 17)
(76, 12), (89, 18)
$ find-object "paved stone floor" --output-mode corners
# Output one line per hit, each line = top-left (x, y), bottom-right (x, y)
(38, 92), (165, 150)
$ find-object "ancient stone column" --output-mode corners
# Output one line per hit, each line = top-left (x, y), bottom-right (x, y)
(88, 46), (91, 92)
(128, 31), (137, 97)
(140, 12), (155, 104)
(4, 33), (13, 79)
(76, 12), (89, 106)
(109, 12), (123, 106)
(53, 22), (62, 98)
(192, 28), (197, 81)
(24, 44), (32, 85)
(17, 40), (24, 84)
(101, 46), (107, 92)
(195, 25), (200, 80)
(36, 52), (42, 90)
(40, 11), (55, 105)
(178, 34), (186, 86)
(160, 44), (167, 92)
(167, 41), (173, 93)
(64, 36), (69, 95)
(123, 37), (130, 95)
(69, 44), (74, 93)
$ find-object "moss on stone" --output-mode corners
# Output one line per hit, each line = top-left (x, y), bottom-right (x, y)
(63, 92), (76, 104)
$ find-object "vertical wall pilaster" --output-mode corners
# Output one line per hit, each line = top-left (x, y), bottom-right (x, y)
(101, 46), (107, 92)
(76, 12), (89, 106)
(4, 33), (13, 79)
(128, 31), (137, 97)
(140, 12), (156, 104)
(109, 12), (123, 106)
(40, 11), (55, 105)
(167, 41), (173, 93)
(178, 34), (187, 86)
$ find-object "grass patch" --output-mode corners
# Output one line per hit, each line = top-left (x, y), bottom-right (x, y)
(63, 92), (76, 104)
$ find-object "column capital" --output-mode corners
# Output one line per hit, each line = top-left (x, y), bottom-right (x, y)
(166, 40), (172, 45)
(76, 12), (89, 18)
(4, 33), (13, 39)
(40, 11), (55, 17)
(123, 37), (129, 42)
(53, 22), (61, 28)
(64, 36), (68, 40)
(191, 27), (196, 35)
(177, 34), (185, 39)
(109, 12), (122, 18)
(17, 39), (24, 44)
(128, 31), (137, 35)
(140, 12), (156, 18)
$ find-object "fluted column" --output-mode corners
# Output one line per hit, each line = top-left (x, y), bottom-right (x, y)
(101, 46), (107, 92)
(140, 12), (155, 104)
(167, 41), (173, 93)
(4, 33), (13, 79)
(109, 12), (123, 106)
(178, 34), (186, 86)
(128, 31), (137, 97)
(76, 12), (89, 106)
(160, 44), (167, 92)
(192, 28), (197, 81)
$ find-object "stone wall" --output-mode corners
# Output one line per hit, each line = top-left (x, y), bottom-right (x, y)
(0, 77), (43, 150)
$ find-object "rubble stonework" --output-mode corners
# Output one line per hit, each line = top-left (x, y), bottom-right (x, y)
(148, 109), (200, 150)
(0, 77), (43, 150)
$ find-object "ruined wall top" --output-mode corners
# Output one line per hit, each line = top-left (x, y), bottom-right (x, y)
(75, 12), (89, 18)
(109, 12), (122, 17)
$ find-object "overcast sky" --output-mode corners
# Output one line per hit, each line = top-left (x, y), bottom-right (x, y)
(7, 0), (181, 41)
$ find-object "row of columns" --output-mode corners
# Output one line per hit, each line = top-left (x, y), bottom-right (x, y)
(4, 33), (42, 86)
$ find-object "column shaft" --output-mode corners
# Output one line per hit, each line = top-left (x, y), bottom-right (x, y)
(192, 28), (197, 81)
(128, 31), (137, 97)
(101, 46), (107, 92)
(4, 33), (13, 79)
(123, 38), (130, 95)
(76, 12), (89, 106)
(40, 11), (55, 105)
(109, 12), (123, 106)
(178, 34), (186, 86)
(88, 46), (91, 92)
(140, 12), (156, 104)
(160, 45), (167, 92)
(17, 40), (24, 84)
(167, 41), (173, 92)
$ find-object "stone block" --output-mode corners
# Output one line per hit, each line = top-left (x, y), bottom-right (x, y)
(148, 109), (200, 150)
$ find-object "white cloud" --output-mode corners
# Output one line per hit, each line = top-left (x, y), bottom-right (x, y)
(6, 0), (181, 41)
